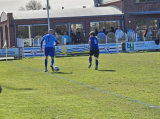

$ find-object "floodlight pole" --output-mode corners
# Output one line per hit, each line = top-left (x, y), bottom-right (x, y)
(47, 0), (50, 30)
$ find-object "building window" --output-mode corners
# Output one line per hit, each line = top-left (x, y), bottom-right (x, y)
(90, 21), (105, 35)
(149, 19), (158, 40)
(18, 25), (33, 47)
(136, 19), (147, 41)
(55, 24), (68, 44)
(0, 27), (3, 48)
(136, 19), (147, 30)
(56, 24), (68, 36)
(106, 21), (120, 33)
(18, 24), (47, 47)
(136, 19), (158, 41)
(55, 22), (85, 45)
(90, 20), (120, 35)
(135, 0), (159, 3)
(71, 23), (83, 33)
(33, 25), (48, 46)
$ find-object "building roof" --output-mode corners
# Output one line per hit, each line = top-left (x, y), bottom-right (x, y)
(102, 0), (121, 4)
(3, 6), (123, 21)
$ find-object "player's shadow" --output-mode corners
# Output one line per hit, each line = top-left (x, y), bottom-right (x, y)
(98, 70), (116, 72)
(51, 72), (73, 74)
(2, 85), (35, 90)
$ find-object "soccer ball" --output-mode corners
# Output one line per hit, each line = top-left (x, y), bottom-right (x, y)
(0, 85), (2, 93)
(54, 66), (60, 71)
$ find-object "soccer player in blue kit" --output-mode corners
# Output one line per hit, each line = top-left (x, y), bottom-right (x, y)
(40, 29), (59, 72)
(88, 31), (99, 70)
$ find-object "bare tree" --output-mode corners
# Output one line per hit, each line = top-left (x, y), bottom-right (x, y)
(19, 6), (26, 11)
(19, 0), (43, 11)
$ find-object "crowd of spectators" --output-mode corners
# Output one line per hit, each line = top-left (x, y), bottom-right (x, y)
(55, 29), (89, 45)
(54, 26), (124, 45)
(95, 26), (123, 36)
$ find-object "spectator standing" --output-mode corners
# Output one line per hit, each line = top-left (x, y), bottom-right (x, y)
(71, 30), (77, 44)
(156, 29), (160, 40)
(105, 29), (109, 35)
(98, 28), (105, 34)
(144, 30), (152, 41)
(155, 29), (160, 45)
(76, 29), (81, 43)
(115, 26), (123, 35)
(62, 32), (69, 44)
(110, 27), (115, 33)
(95, 29), (98, 36)
(103, 29), (106, 34)
(97, 28), (106, 44)
(149, 29), (153, 36)
(80, 29), (88, 43)
(144, 30), (148, 38)
(55, 32), (61, 45)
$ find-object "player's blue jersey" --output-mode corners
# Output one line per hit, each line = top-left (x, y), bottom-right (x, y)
(41, 34), (58, 48)
(90, 37), (99, 50)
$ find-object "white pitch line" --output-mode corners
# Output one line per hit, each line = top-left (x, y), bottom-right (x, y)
(8, 61), (160, 110)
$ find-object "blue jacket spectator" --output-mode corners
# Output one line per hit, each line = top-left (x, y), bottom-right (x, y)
(115, 26), (123, 35)
(97, 29), (106, 44)
(98, 28), (105, 34)
(62, 32), (69, 44)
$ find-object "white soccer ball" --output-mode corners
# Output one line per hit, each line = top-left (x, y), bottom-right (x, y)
(54, 66), (60, 71)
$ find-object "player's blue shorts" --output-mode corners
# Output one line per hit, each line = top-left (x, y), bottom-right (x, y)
(45, 47), (54, 57)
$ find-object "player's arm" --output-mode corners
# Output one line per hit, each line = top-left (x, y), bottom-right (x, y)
(53, 36), (59, 45)
(40, 37), (45, 51)
(55, 40), (59, 45)
(88, 38), (91, 49)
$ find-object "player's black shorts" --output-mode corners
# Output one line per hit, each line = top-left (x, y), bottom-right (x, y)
(89, 49), (99, 57)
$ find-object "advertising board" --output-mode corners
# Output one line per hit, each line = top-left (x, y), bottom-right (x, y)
(0, 48), (20, 57)
(24, 43), (122, 57)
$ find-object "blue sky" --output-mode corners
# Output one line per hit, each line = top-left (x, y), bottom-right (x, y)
(0, 0), (94, 13)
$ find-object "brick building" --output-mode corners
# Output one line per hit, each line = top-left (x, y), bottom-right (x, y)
(123, 0), (160, 40)
(0, 6), (123, 48)
(1, 0), (160, 48)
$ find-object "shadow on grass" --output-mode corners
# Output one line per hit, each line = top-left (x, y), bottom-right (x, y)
(98, 70), (116, 72)
(2, 85), (35, 91)
(51, 72), (73, 74)
(55, 54), (88, 58)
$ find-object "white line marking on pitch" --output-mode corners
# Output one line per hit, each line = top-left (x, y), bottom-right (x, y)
(8, 61), (160, 110)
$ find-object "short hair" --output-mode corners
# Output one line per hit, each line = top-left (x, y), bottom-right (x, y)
(89, 31), (96, 36)
(49, 29), (54, 33)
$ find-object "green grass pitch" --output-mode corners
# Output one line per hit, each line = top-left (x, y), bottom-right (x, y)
(0, 52), (160, 119)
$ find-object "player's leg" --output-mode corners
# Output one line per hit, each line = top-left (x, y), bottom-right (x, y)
(50, 57), (54, 71)
(88, 55), (92, 68)
(49, 47), (55, 71)
(95, 57), (98, 70)
(94, 49), (99, 70)
(44, 47), (49, 72)
(89, 50), (94, 68)
(45, 56), (48, 72)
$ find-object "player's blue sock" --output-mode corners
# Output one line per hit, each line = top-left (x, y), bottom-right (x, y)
(89, 57), (92, 64)
(45, 59), (47, 68)
(51, 59), (54, 66)
(96, 60), (98, 67)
